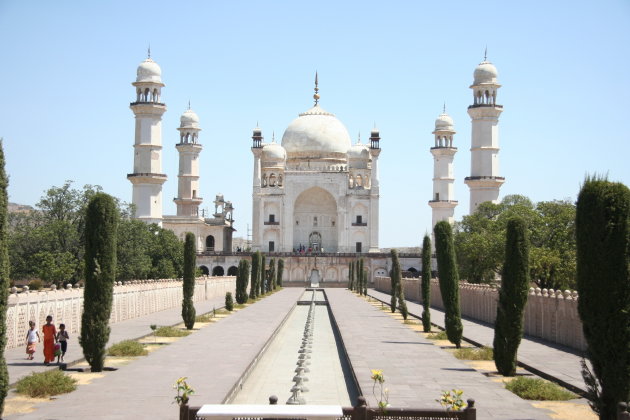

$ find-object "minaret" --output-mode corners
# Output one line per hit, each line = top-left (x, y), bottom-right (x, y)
(174, 105), (203, 218)
(127, 51), (167, 226)
(368, 126), (381, 252)
(429, 107), (458, 248)
(464, 52), (505, 213)
(251, 125), (263, 251)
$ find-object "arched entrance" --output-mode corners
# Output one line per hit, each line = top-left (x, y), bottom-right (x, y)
(212, 266), (224, 276)
(206, 235), (215, 252)
(309, 269), (321, 287)
(293, 187), (338, 252)
(199, 265), (209, 276)
(227, 266), (238, 276)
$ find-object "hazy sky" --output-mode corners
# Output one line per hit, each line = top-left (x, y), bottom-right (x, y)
(1, 1), (628, 247)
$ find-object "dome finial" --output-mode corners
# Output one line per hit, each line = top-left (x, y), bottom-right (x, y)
(148, 45), (151, 59)
(484, 46), (487, 61)
(272, 131), (275, 143)
(188, 100), (191, 110)
(313, 71), (320, 105)
(357, 132), (361, 144)
(443, 102), (446, 113)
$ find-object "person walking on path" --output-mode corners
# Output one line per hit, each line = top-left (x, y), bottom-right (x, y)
(56, 323), (69, 362)
(42, 315), (57, 365)
(25, 320), (40, 360)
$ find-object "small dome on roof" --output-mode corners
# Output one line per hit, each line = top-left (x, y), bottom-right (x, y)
(262, 142), (286, 164)
(136, 58), (163, 84)
(348, 142), (370, 160)
(473, 60), (498, 85)
(434, 112), (454, 131)
(180, 108), (200, 129)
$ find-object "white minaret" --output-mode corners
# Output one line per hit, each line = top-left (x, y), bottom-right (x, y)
(429, 108), (458, 248)
(464, 53), (505, 214)
(368, 127), (381, 252)
(174, 106), (203, 217)
(128, 52), (167, 226)
(251, 126), (263, 251)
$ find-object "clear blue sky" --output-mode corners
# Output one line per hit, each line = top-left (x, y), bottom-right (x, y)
(1, 1), (628, 248)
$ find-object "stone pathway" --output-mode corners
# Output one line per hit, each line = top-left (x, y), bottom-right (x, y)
(367, 288), (587, 394)
(6, 288), (303, 419)
(326, 289), (554, 420)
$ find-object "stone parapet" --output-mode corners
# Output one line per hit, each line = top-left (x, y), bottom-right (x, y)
(374, 276), (586, 351)
(4, 276), (235, 350)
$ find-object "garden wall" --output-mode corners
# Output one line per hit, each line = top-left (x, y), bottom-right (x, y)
(4, 276), (235, 350)
(374, 277), (586, 351)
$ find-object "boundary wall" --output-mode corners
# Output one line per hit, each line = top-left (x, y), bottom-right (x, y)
(374, 277), (586, 352)
(4, 276), (235, 350)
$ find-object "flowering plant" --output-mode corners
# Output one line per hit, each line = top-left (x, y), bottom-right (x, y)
(370, 369), (389, 411)
(173, 377), (195, 405)
(437, 389), (466, 411)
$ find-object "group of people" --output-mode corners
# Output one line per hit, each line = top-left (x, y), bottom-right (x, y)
(26, 315), (69, 365)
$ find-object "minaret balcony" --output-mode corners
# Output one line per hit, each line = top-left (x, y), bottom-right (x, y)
(130, 101), (166, 107)
(174, 197), (203, 204)
(464, 176), (506, 188)
(127, 173), (168, 184)
(468, 104), (503, 109)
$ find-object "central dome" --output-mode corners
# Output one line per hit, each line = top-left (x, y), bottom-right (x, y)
(281, 105), (351, 160)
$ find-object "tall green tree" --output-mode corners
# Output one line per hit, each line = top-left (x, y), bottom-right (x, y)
(0, 141), (11, 416)
(493, 217), (530, 376)
(268, 258), (276, 290)
(260, 255), (266, 295)
(421, 235), (432, 332)
(348, 261), (353, 290)
(389, 252), (398, 312)
(391, 249), (408, 319)
(357, 258), (364, 296)
(363, 268), (368, 296)
(434, 221), (463, 348)
(236, 259), (250, 304)
(576, 177), (630, 420)
(277, 258), (284, 287)
(182, 232), (196, 330)
(116, 219), (152, 281)
(250, 251), (260, 299)
(80, 193), (118, 372)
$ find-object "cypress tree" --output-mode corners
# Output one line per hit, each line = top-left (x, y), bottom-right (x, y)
(250, 251), (259, 299)
(182, 232), (196, 330)
(260, 254), (266, 295)
(391, 249), (407, 318)
(363, 268), (368, 296)
(0, 141), (10, 416)
(348, 261), (353, 290)
(358, 258), (364, 296)
(277, 258), (284, 287)
(493, 217), (530, 376)
(389, 251), (398, 312)
(225, 291), (234, 311)
(236, 259), (250, 304)
(268, 258), (276, 290)
(80, 193), (118, 372)
(576, 177), (630, 419)
(434, 221), (463, 348)
(421, 234), (432, 332)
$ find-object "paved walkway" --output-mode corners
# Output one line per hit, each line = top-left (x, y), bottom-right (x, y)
(326, 289), (553, 420)
(367, 289), (586, 394)
(6, 296), (227, 386)
(7, 288), (304, 419)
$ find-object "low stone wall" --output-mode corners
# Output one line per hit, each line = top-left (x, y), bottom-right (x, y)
(5, 276), (235, 350)
(374, 276), (586, 351)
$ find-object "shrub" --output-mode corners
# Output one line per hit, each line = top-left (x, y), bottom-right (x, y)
(0, 141), (10, 413)
(80, 193), (118, 372)
(453, 346), (493, 361)
(182, 232), (196, 330)
(154, 326), (191, 337)
(15, 370), (77, 398)
(576, 177), (630, 419)
(225, 291), (234, 311)
(27, 279), (43, 291)
(107, 340), (147, 356)
(421, 235), (432, 332)
(505, 377), (576, 401)
(434, 221), (463, 348)
(494, 217), (530, 376)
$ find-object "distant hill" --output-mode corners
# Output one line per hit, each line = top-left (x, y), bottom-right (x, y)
(8, 202), (34, 213)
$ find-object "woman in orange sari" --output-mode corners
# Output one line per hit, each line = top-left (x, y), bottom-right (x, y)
(42, 315), (57, 365)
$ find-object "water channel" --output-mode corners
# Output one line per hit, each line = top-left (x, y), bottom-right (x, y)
(230, 289), (358, 405)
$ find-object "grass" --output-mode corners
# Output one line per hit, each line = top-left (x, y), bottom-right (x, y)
(195, 313), (214, 323)
(426, 330), (448, 340)
(15, 370), (77, 398)
(453, 346), (494, 360)
(154, 326), (191, 337)
(107, 340), (148, 356)
(505, 377), (577, 400)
